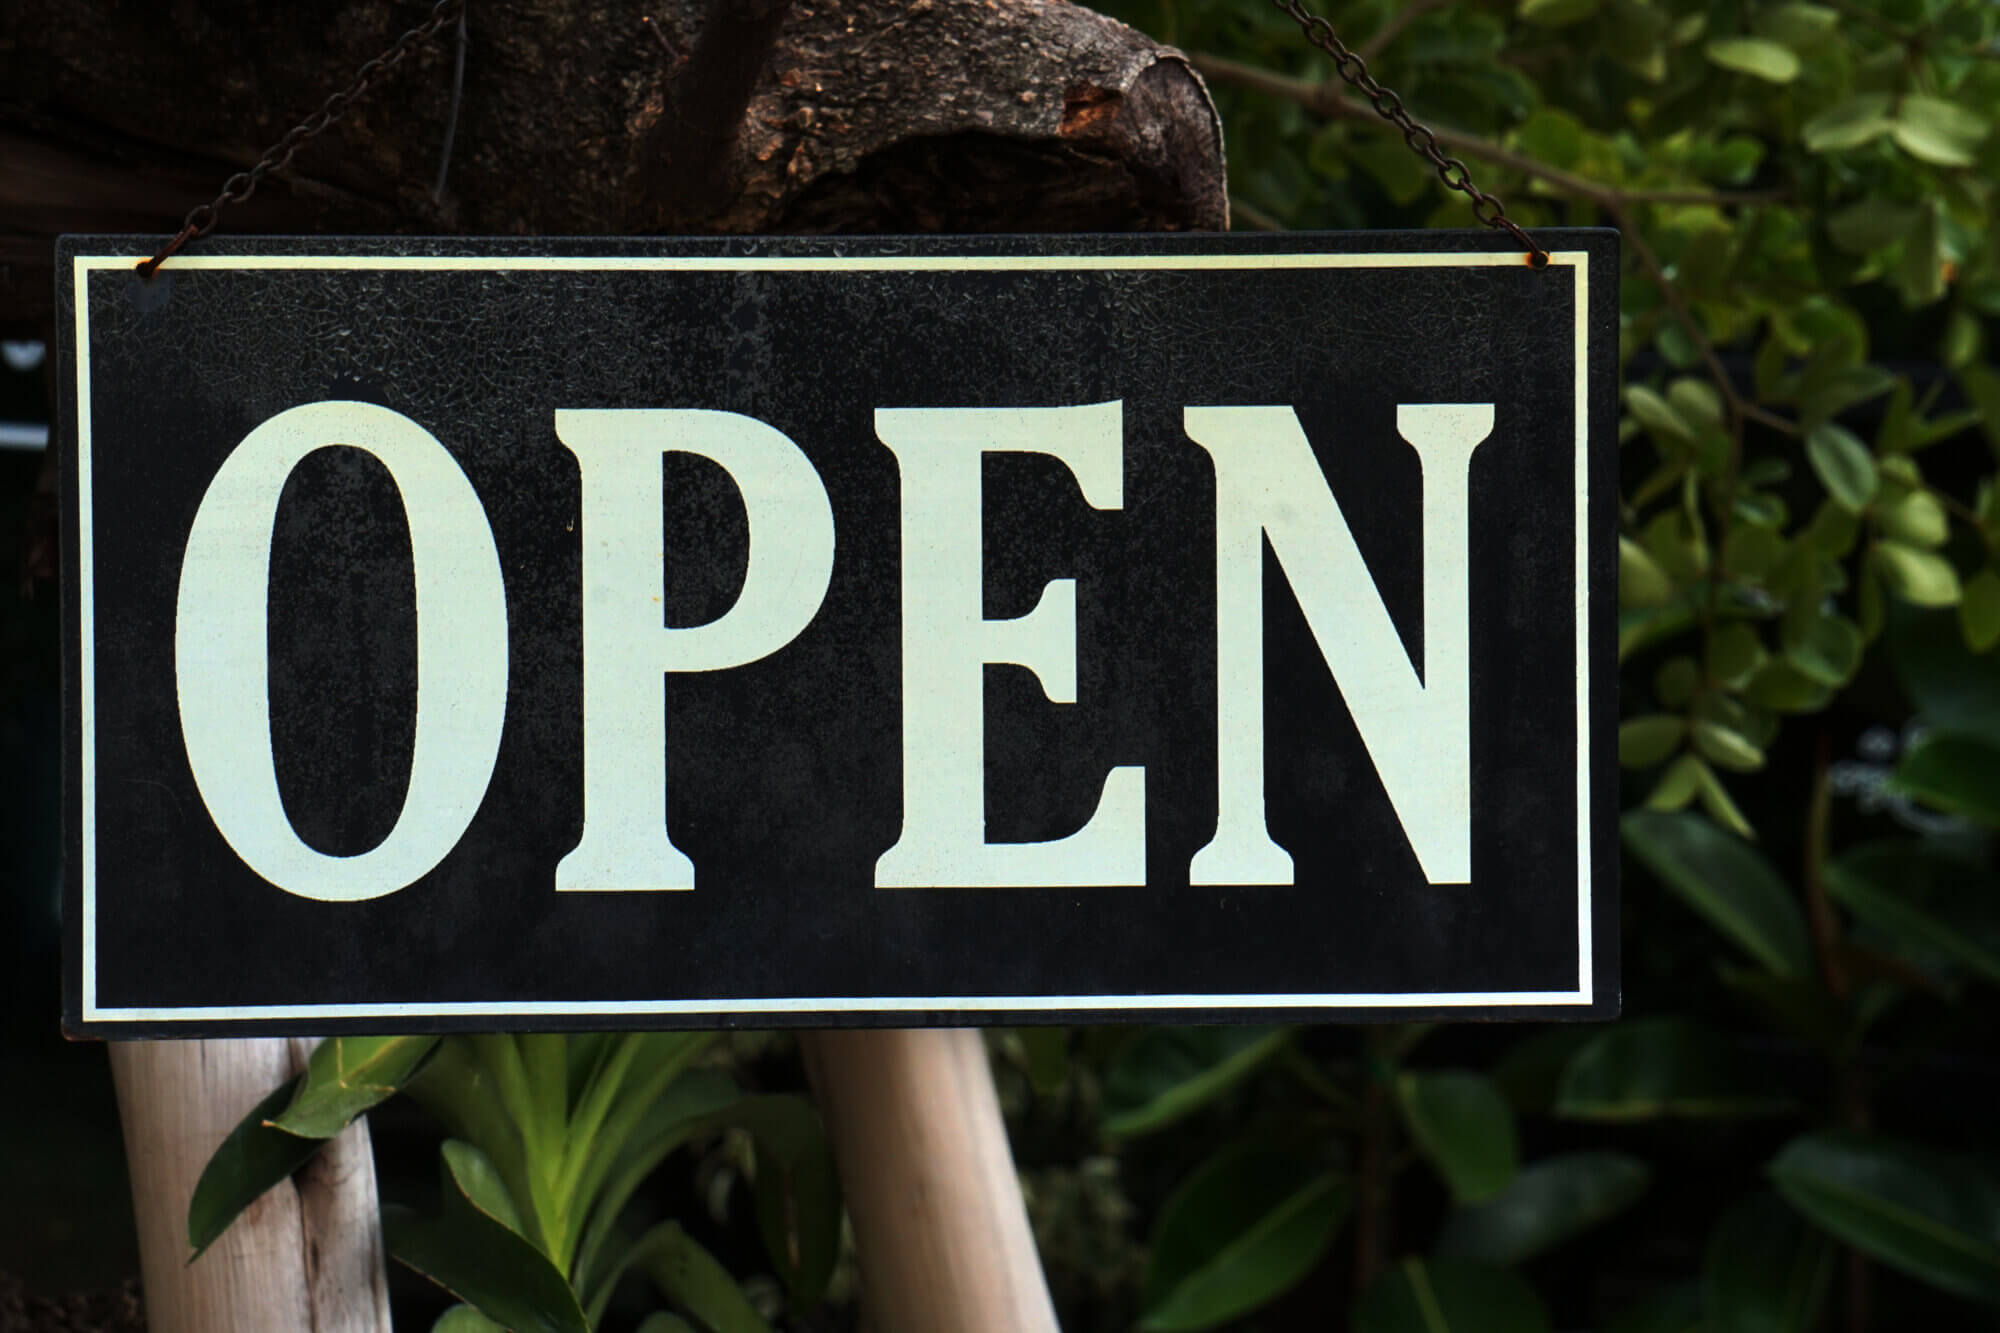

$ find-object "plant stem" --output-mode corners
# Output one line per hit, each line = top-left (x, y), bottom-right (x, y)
(1352, 1032), (1396, 1295)
(1804, 735), (1850, 999)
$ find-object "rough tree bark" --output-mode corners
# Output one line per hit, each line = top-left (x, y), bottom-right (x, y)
(1, 0), (1226, 332)
(16, 3), (1225, 1328)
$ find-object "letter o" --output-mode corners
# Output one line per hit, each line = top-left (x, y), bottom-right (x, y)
(175, 400), (508, 901)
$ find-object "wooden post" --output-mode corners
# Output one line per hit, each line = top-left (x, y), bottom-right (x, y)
(801, 1028), (1059, 1333)
(107, 1038), (392, 1333)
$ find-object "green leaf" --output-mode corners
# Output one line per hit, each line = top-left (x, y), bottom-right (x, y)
(1802, 93), (1894, 151)
(1140, 1143), (1347, 1332)
(1888, 605), (2000, 744)
(1619, 715), (1685, 768)
(1704, 1191), (1835, 1333)
(272, 1035), (439, 1139)
(1518, 0), (1600, 28)
(1398, 1071), (1518, 1203)
(1826, 198), (1920, 255)
(1784, 612), (1864, 686)
(1627, 384), (1694, 442)
(1770, 1131), (2000, 1308)
(634, 1317), (700, 1333)
(1892, 96), (1990, 167)
(1706, 37), (1801, 82)
(1621, 811), (1812, 977)
(1102, 1027), (1289, 1137)
(1620, 536), (1676, 609)
(187, 1075), (323, 1260)
(386, 1143), (590, 1333)
(1492, 1028), (1597, 1115)
(1960, 569), (2000, 653)
(1352, 1258), (1552, 1333)
(441, 1140), (525, 1237)
(1438, 1152), (1651, 1264)
(732, 1095), (843, 1316)
(1898, 204), (1947, 307)
(1892, 732), (2000, 827)
(1555, 1019), (1793, 1121)
(1874, 542), (1962, 607)
(433, 1307), (508, 1333)
(1825, 841), (2000, 985)
(1805, 423), (1877, 511)
(1693, 719), (1766, 772)
(627, 1221), (775, 1333)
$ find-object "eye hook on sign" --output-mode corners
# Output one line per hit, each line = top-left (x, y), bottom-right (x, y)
(137, 0), (468, 278)
(1268, 0), (1551, 269)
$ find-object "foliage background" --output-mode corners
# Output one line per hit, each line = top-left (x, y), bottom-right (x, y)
(995, 0), (2000, 1329)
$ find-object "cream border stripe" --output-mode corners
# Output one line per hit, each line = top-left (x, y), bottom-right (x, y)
(74, 248), (1594, 1021)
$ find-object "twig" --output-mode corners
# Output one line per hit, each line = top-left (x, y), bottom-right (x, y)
(1229, 194), (1286, 231)
(1190, 53), (1789, 212)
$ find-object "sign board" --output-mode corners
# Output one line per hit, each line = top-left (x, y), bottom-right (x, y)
(59, 232), (1618, 1035)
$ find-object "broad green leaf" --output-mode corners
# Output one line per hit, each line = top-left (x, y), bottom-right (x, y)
(1875, 542), (1961, 607)
(1825, 841), (2000, 985)
(1784, 612), (1863, 686)
(731, 1095), (843, 1316)
(1899, 203), (1947, 307)
(1802, 93), (1893, 151)
(1627, 384), (1694, 442)
(1892, 732), (2000, 827)
(1514, 108), (1585, 169)
(1826, 198), (1920, 255)
(1770, 1131), (2000, 1308)
(1706, 37), (1800, 82)
(1352, 1258), (1552, 1333)
(1805, 423), (1876, 511)
(1439, 1152), (1651, 1264)
(628, 1221), (774, 1333)
(434, 1307), (507, 1333)
(634, 1317), (700, 1333)
(1518, 0), (1599, 28)
(1754, 3), (1838, 49)
(1619, 715), (1684, 768)
(272, 1035), (439, 1139)
(1140, 1143), (1347, 1332)
(1960, 569), (2000, 652)
(441, 1140), (525, 1237)
(1888, 605), (2000, 744)
(1892, 96), (1989, 167)
(1746, 660), (1834, 714)
(1620, 536), (1676, 609)
(1492, 1028), (1597, 1114)
(187, 1075), (323, 1260)
(1621, 811), (1811, 977)
(1693, 720), (1765, 772)
(1398, 1071), (1518, 1203)
(1102, 1027), (1289, 1137)
(386, 1144), (590, 1333)
(1704, 1191), (1834, 1333)
(1707, 623), (1765, 688)
(1556, 1019), (1793, 1120)
(1880, 491), (1948, 548)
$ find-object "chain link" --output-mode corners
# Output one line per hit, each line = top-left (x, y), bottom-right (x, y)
(1269, 0), (1549, 267)
(138, 0), (465, 276)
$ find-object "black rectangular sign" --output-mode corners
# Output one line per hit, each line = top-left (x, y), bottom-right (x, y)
(60, 231), (1618, 1034)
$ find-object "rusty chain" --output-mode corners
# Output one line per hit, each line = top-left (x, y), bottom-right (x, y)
(138, 0), (466, 276)
(1270, 0), (1549, 267)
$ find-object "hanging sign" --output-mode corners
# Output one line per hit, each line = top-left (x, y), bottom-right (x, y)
(59, 232), (1618, 1035)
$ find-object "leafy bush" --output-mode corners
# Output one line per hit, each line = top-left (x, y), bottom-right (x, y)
(1006, 0), (2000, 1327)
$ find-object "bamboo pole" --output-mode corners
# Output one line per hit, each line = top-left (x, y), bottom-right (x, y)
(801, 1028), (1058, 1333)
(108, 1038), (392, 1333)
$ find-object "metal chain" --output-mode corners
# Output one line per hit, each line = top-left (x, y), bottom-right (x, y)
(1270, 0), (1549, 267)
(138, 0), (466, 276)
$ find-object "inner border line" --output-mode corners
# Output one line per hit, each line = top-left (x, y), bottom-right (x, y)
(74, 248), (1593, 1022)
